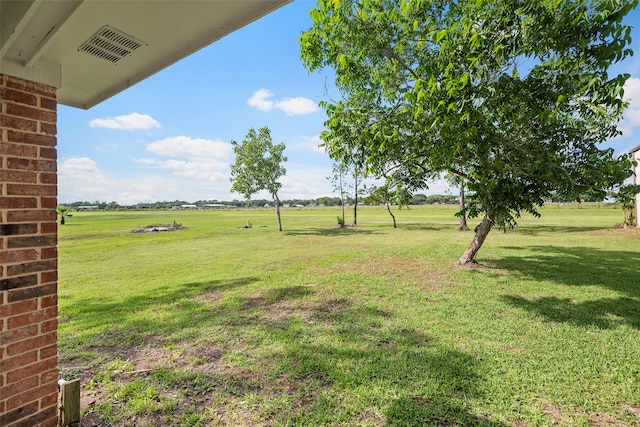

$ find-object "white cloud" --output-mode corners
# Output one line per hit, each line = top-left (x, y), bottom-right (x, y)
(247, 88), (275, 112)
(276, 97), (319, 116)
(138, 136), (232, 182)
(58, 157), (158, 204)
(247, 88), (319, 116)
(89, 112), (161, 130)
(619, 77), (640, 138)
(290, 134), (326, 153)
(146, 136), (231, 160)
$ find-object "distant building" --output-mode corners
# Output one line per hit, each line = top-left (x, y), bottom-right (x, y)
(203, 204), (233, 209)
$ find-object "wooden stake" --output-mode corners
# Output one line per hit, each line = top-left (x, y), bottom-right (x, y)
(58, 378), (81, 426)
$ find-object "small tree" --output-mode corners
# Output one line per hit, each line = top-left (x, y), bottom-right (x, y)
(57, 205), (69, 225)
(230, 126), (287, 231)
(366, 181), (410, 228)
(329, 163), (348, 227)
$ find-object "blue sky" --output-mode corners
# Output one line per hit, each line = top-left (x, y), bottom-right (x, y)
(57, 1), (640, 205)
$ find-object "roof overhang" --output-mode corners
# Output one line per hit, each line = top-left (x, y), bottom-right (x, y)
(0, 0), (291, 109)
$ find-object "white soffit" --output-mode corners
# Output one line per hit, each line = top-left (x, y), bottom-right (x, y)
(0, 0), (292, 109)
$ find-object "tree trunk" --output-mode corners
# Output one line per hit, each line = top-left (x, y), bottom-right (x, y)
(386, 202), (397, 228)
(458, 183), (469, 231)
(458, 211), (492, 265)
(273, 193), (283, 231)
(353, 174), (358, 225)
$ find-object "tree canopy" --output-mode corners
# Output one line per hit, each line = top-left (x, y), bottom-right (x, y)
(230, 126), (287, 231)
(300, 0), (637, 264)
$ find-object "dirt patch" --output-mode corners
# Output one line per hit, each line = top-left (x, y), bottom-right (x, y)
(131, 222), (186, 233)
(458, 260), (488, 269)
(622, 404), (640, 418)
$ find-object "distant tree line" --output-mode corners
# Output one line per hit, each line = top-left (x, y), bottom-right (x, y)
(58, 193), (461, 210)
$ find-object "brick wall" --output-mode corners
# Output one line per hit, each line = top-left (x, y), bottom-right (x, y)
(0, 74), (59, 427)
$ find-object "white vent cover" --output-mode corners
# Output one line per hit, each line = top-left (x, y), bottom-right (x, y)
(78, 25), (145, 63)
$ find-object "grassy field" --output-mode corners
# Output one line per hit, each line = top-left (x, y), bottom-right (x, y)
(57, 204), (640, 426)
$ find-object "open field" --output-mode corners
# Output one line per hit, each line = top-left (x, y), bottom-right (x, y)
(57, 205), (640, 426)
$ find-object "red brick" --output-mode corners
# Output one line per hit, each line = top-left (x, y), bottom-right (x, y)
(7, 331), (56, 356)
(8, 282), (57, 303)
(6, 183), (56, 197)
(0, 274), (39, 292)
(40, 247), (57, 259)
(39, 344), (57, 360)
(6, 76), (55, 97)
(0, 249), (38, 263)
(6, 356), (56, 384)
(7, 260), (57, 277)
(39, 389), (58, 408)
(0, 401), (38, 425)
(6, 103), (56, 124)
(40, 96), (57, 111)
(39, 147), (56, 160)
(41, 271), (57, 284)
(39, 172), (57, 184)
(41, 198), (57, 210)
(40, 222), (57, 234)
(6, 131), (56, 147)
(7, 209), (56, 222)
(0, 223), (38, 235)
(7, 307), (57, 330)
(15, 404), (58, 427)
(0, 324), (38, 346)
(0, 350), (38, 373)
(0, 299), (38, 318)
(40, 122), (57, 136)
(40, 293), (57, 308)
(0, 170), (37, 183)
(8, 235), (56, 248)
(40, 368), (58, 385)
(0, 142), (38, 157)
(0, 375), (39, 399)
(7, 158), (56, 172)
(0, 88), (38, 106)
(0, 197), (38, 209)
(0, 115), (38, 132)
(40, 319), (57, 334)
(6, 381), (56, 411)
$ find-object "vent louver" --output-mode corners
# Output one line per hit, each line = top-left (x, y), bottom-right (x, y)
(78, 25), (145, 63)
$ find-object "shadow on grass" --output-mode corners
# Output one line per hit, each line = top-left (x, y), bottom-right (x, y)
(514, 225), (609, 235)
(59, 276), (260, 350)
(61, 279), (508, 425)
(494, 245), (640, 329)
(401, 223), (455, 232)
(284, 227), (383, 236)
(258, 298), (508, 426)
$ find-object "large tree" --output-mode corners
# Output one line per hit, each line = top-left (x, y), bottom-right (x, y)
(300, 0), (637, 265)
(230, 126), (287, 231)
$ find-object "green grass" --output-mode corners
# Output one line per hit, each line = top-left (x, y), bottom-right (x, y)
(57, 205), (640, 426)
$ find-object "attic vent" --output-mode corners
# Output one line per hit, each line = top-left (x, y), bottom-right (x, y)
(78, 25), (145, 63)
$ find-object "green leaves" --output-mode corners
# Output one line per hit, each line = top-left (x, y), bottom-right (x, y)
(230, 126), (287, 201)
(300, 0), (637, 260)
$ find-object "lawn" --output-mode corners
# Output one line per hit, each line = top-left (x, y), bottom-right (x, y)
(57, 204), (640, 426)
